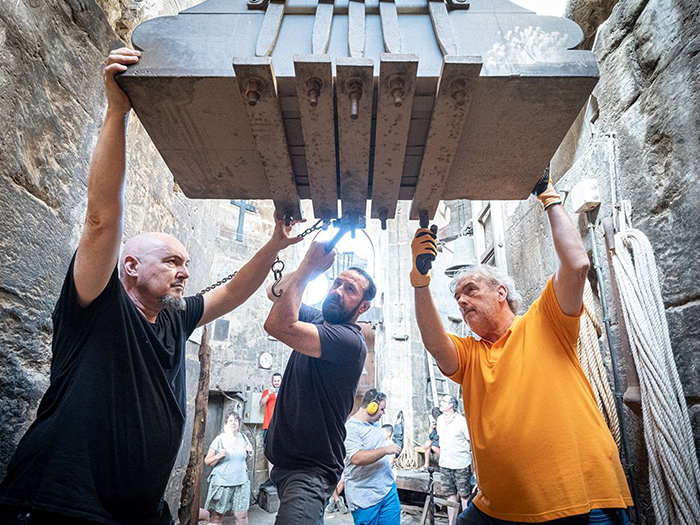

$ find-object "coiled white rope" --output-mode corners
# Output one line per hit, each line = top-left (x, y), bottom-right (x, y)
(612, 214), (700, 524)
(577, 280), (621, 447)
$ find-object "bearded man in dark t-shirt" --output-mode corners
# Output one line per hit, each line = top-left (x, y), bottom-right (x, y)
(0, 48), (301, 525)
(263, 241), (376, 525)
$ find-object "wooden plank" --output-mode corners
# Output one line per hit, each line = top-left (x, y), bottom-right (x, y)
(370, 53), (418, 227)
(293, 55), (338, 220)
(428, 0), (457, 55)
(312, 0), (334, 54)
(336, 57), (374, 220)
(410, 56), (482, 221)
(256, 0), (285, 57)
(379, 0), (401, 53)
(348, 0), (366, 58)
(233, 57), (302, 220)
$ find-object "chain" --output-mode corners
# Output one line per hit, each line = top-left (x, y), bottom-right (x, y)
(197, 218), (330, 297)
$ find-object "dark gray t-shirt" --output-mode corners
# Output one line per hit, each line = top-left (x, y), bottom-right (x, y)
(266, 304), (367, 483)
(0, 256), (203, 524)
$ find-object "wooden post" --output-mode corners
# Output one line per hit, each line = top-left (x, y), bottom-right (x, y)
(178, 325), (212, 525)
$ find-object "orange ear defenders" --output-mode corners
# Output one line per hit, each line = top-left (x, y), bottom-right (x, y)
(366, 391), (383, 416)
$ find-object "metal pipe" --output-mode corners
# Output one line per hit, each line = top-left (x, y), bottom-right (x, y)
(586, 212), (640, 525)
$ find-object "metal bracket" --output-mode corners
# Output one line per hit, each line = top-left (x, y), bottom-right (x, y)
(446, 0), (470, 10)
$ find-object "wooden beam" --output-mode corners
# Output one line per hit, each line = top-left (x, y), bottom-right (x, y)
(371, 53), (418, 228)
(233, 57), (302, 220)
(428, 0), (458, 55)
(177, 326), (211, 525)
(348, 0), (366, 58)
(379, 0), (401, 53)
(256, 0), (285, 57)
(312, 0), (334, 54)
(294, 55), (338, 220)
(336, 57), (374, 220)
(410, 56), (482, 222)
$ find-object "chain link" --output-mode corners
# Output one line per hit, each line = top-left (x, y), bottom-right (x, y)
(196, 218), (331, 297)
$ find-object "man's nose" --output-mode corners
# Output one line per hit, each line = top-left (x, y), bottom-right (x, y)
(179, 266), (190, 280)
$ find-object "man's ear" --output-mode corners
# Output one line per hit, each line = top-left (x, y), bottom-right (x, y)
(358, 300), (371, 315)
(497, 284), (508, 302)
(123, 255), (139, 278)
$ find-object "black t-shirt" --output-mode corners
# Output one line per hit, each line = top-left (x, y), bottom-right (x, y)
(0, 256), (203, 524)
(265, 304), (367, 484)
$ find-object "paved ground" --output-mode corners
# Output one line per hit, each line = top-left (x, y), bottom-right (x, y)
(210, 502), (448, 524)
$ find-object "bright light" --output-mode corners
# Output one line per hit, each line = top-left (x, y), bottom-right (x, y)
(303, 273), (330, 306)
(308, 227), (376, 276)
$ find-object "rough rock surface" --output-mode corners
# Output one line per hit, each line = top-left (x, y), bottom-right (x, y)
(501, 0), (700, 522)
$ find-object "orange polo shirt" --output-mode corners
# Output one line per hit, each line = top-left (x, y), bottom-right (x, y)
(447, 278), (632, 522)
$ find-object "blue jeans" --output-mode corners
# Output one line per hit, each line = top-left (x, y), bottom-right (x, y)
(350, 484), (401, 525)
(456, 503), (629, 525)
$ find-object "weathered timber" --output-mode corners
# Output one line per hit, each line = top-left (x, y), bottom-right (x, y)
(428, 0), (457, 55)
(178, 326), (211, 525)
(312, 0), (334, 54)
(348, 0), (366, 58)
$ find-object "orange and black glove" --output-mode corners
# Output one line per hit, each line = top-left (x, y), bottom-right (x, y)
(410, 227), (438, 288)
(532, 167), (562, 210)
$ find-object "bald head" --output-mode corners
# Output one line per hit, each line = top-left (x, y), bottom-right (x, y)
(120, 232), (190, 312)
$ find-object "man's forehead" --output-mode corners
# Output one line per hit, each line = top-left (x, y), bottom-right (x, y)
(337, 270), (368, 289)
(455, 274), (484, 291)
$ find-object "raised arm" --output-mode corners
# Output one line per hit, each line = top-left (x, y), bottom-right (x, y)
(198, 216), (303, 327)
(263, 242), (335, 357)
(534, 177), (590, 316)
(73, 48), (140, 306)
(411, 228), (459, 376)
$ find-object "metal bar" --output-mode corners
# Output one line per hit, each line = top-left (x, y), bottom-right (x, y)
(428, 0), (458, 55)
(232, 57), (302, 221)
(348, 0), (366, 58)
(312, 0), (334, 54)
(256, 0), (285, 57)
(379, 0), (401, 53)
(336, 57), (374, 220)
(293, 54), (338, 220)
(410, 56), (482, 221)
(371, 53), (418, 229)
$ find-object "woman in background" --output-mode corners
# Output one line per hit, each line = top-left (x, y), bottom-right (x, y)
(204, 411), (253, 524)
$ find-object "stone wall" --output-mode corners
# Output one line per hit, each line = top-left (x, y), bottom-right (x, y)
(498, 0), (700, 521)
(0, 0), (280, 513)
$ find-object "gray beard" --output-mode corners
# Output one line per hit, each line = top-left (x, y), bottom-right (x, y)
(161, 293), (187, 311)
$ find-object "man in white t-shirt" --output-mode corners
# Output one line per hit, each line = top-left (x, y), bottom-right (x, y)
(436, 394), (472, 525)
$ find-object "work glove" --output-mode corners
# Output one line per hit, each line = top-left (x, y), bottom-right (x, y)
(410, 227), (438, 288)
(532, 167), (562, 210)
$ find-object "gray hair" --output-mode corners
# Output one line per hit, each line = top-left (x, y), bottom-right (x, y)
(449, 265), (522, 314)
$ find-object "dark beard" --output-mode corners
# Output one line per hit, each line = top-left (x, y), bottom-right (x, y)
(321, 296), (360, 324)
(161, 293), (187, 311)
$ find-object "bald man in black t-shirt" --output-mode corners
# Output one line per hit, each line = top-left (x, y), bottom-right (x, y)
(0, 48), (301, 525)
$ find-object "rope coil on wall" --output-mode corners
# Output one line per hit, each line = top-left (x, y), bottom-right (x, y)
(577, 280), (621, 447)
(612, 203), (700, 524)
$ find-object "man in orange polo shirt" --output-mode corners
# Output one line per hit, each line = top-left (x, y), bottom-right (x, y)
(409, 178), (633, 524)
(260, 372), (282, 474)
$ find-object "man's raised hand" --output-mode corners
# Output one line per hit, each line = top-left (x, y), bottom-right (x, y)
(103, 47), (139, 115)
(410, 227), (438, 288)
(269, 213), (305, 251)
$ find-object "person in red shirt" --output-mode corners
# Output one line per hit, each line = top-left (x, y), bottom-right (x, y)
(260, 372), (282, 475)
